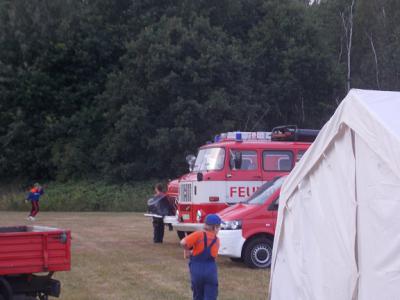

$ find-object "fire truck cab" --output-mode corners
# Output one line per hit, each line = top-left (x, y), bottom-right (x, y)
(169, 125), (317, 234)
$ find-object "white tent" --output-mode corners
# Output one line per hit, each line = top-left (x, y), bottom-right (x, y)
(270, 89), (400, 300)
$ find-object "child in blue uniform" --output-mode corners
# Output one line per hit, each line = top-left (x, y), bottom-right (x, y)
(26, 182), (44, 221)
(180, 214), (222, 300)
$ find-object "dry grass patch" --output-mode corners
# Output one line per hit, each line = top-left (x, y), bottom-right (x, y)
(0, 212), (270, 299)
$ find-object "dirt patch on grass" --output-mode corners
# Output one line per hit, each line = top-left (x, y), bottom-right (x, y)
(0, 212), (270, 299)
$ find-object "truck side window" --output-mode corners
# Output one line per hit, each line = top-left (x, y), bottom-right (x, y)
(230, 150), (258, 170)
(263, 150), (293, 171)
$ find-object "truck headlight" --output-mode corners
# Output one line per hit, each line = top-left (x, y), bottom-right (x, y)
(221, 220), (242, 230)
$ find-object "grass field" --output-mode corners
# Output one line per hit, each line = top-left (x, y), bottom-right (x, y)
(0, 212), (270, 299)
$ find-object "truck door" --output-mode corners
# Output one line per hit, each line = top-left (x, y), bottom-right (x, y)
(261, 150), (294, 182)
(225, 149), (263, 204)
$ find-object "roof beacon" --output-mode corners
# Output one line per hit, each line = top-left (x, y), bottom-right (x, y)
(271, 125), (319, 142)
(219, 131), (272, 141)
(235, 132), (242, 142)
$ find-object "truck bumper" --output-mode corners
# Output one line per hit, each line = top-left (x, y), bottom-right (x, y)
(163, 216), (179, 225)
(218, 229), (245, 258)
(143, 214), (179, 225)
(172, 222), (204, 232)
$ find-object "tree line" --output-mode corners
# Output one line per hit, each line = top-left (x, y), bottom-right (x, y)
(0, 0), (399, 182)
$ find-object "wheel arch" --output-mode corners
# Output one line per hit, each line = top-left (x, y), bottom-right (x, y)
(241, 232), (274, 258)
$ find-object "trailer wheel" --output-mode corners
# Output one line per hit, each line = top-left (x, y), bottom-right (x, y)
(244, 237), (273, 269)
(0, 277), (12, 300)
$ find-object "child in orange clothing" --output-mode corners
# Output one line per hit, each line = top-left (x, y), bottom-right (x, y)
(180, 214), (222, 300)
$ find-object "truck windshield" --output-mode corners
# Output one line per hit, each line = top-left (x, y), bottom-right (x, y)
(246, 176), (286, 205)
(193, 148), (225, 172)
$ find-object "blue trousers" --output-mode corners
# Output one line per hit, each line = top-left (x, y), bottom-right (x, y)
(189, 260), (218, 300)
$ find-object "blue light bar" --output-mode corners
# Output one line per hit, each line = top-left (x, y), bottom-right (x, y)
(235, 132), (242, 141)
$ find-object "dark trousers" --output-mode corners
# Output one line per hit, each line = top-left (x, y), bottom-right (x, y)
(152, 217), (164, 243)
(30, 201), (40, 217)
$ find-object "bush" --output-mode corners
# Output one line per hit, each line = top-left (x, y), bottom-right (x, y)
(0, 180), (160, 212)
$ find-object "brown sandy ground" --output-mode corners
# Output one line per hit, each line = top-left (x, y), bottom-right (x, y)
(0, 212), (270, 300)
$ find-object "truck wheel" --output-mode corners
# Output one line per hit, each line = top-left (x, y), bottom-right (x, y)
(177, 231), (193, 240)
(244, 238), (273, 268)
(0, 277), (12, 300)
(177, 231), (186, 240)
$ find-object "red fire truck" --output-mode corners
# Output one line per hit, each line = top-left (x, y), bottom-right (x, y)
(0, 225), (71, 300)
(168, 125), (318, 237)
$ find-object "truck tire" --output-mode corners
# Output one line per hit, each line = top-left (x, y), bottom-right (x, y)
(244, 237), (273, 269)
(0, 277), (12, 300)
(177, 231), (193, 240)
(177, 231), (186, 240)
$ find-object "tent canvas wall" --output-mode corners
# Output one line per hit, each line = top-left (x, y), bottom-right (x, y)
(269, 89), (400, 300)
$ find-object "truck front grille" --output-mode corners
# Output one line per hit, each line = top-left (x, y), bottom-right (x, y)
(179, 183), (192, 202)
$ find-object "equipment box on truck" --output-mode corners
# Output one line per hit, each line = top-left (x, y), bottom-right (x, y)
(0, 225), (71, 300)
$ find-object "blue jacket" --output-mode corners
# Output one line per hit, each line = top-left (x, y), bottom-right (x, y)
(27, 188), (44, 201)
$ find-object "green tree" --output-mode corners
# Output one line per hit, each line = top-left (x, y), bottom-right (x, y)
(96, 15), (249, 180)
(246, 0), (340, 127)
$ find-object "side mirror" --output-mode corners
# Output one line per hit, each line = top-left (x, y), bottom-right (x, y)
(186, 154), (196, 172)
(268, 197), (279, 211)
(197, 172), (203, 182)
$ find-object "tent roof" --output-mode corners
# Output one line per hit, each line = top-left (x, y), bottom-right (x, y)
(280, 89), (400, 203)
(270, 89), (400, 299)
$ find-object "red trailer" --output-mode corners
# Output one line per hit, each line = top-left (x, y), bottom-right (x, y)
(0, 226), (71, 300)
